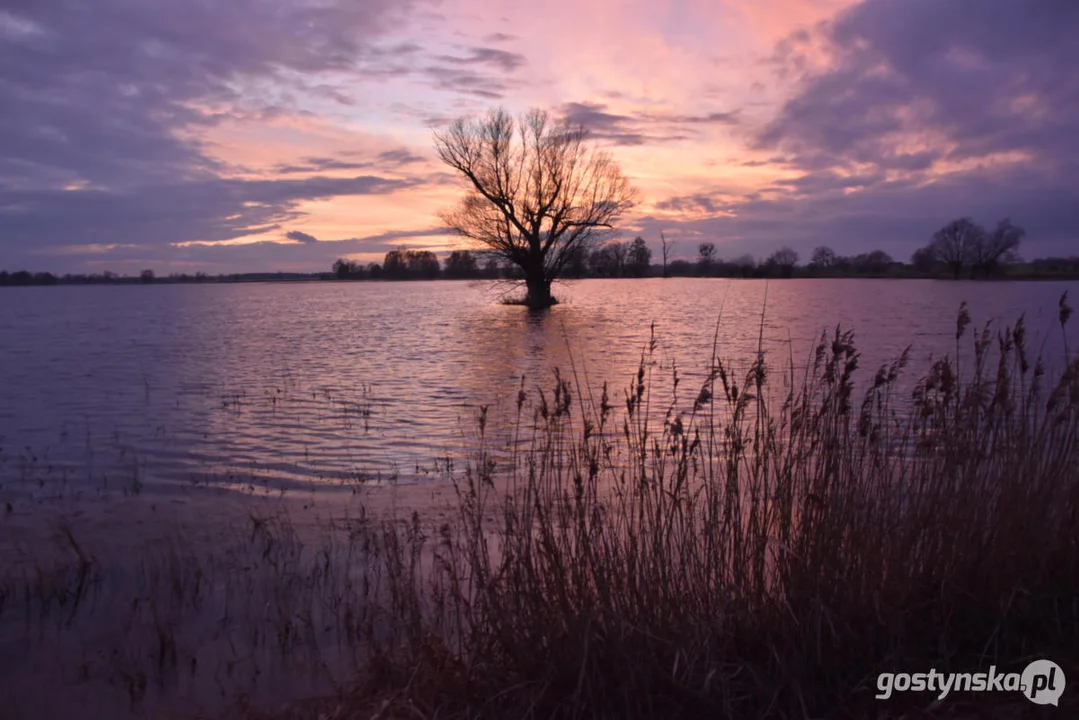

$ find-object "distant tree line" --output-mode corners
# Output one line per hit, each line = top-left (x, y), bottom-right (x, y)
(0, 269), (163, 286)
(684, 244), (804, 279)
(5, 217), (1078, 287)
(0, 270), (326, 286)
(330, 240), (653, 282)
(323, 240), (891, 281)
(332, 247), (509, 281)
(321, 220), (1063, 282)
(0, 270), (61, 286)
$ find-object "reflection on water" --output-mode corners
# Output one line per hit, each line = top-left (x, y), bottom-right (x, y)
(1, 278), (1076, 490)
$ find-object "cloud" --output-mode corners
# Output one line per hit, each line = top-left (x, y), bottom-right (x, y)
(768, 170), (885, 196)
(23, 225), (460, 275)
(559, 102), (644, 144)
(350, 227), (450, 246)
(665, 111), (740, 126)
(655, 194), (727, 215)
(719, 0), (1079, 258)
(275, 158), (375, 173)
(405, 44), (532, 100)
(271, 148), (431, 175)
(423, 64), (515, 99)
(759, 0), (1079, 174)
(0, 0), (443, 270)
(557, 102), (738, 146)
(0, 0), (430, 192)
(286, 230), (319, 243)
(5, 0), (1076, 274)
(0, 174), (424, 268)
(436, 47), (527, 73)
(377, 149), (426, 166)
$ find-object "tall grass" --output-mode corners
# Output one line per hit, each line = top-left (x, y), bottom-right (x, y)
(343, 299), (1079, 718)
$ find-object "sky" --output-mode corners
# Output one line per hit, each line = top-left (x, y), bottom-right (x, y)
(1, 0), (1076, 274)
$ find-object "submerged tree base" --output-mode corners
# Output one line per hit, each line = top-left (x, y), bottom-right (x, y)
(500, 295), (560, 309)
(499, 283), (560, 309)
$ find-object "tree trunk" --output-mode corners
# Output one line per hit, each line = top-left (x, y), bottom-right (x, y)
(524, 268), (554, 309)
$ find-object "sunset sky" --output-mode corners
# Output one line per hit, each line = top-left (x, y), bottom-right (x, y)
(1, 0), (1076, 274)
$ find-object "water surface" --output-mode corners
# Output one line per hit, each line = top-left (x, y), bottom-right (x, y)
(1, 278), (1075, 491)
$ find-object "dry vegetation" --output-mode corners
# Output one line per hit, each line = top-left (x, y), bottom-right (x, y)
(2, 297), (1078, 719)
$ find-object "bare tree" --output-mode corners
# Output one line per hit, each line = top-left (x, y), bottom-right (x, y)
(768, 246), (799, 267)
(971, 218), (1024, 277)
(930, 218), (984, 279)
(435, 107), (637, 309)
(765, 246), (800, 278)
(444, 250), (480, 279)
(660, 231), (672, 278)
(697, 242), (717, 276)
(384, 248), (440, 280)
(610, 241), (628, 276)
(851, 249), (893, 274)
(590, 240), (628, 277)
(809, 245), (836, 270)
(332, 258), (363, 279)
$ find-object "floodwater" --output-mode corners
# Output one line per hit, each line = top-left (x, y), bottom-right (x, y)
(1, 277), (1077, 718)
(1, 278), (1076, 492)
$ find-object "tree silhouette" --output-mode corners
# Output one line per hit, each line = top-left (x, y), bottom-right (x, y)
(765, 247), (799, 278)
(332, 258), (362, 279)
(697, 242), (717, 276)
(931, 218), (984, 279)
(660, 231), (672, 278)
(627, 236), (652, 277)
(590, 241), (628, 278)
(971, 218), (1024, 277)
(435, 107), (637, 309)
(445, 250), (480, 279)
(810, 246), (836, 270)
(383, 248), (440, 279)
(851, 250), (893, 274)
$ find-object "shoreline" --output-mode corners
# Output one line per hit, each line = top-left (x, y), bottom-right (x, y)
(4, 274), (1079, 287)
